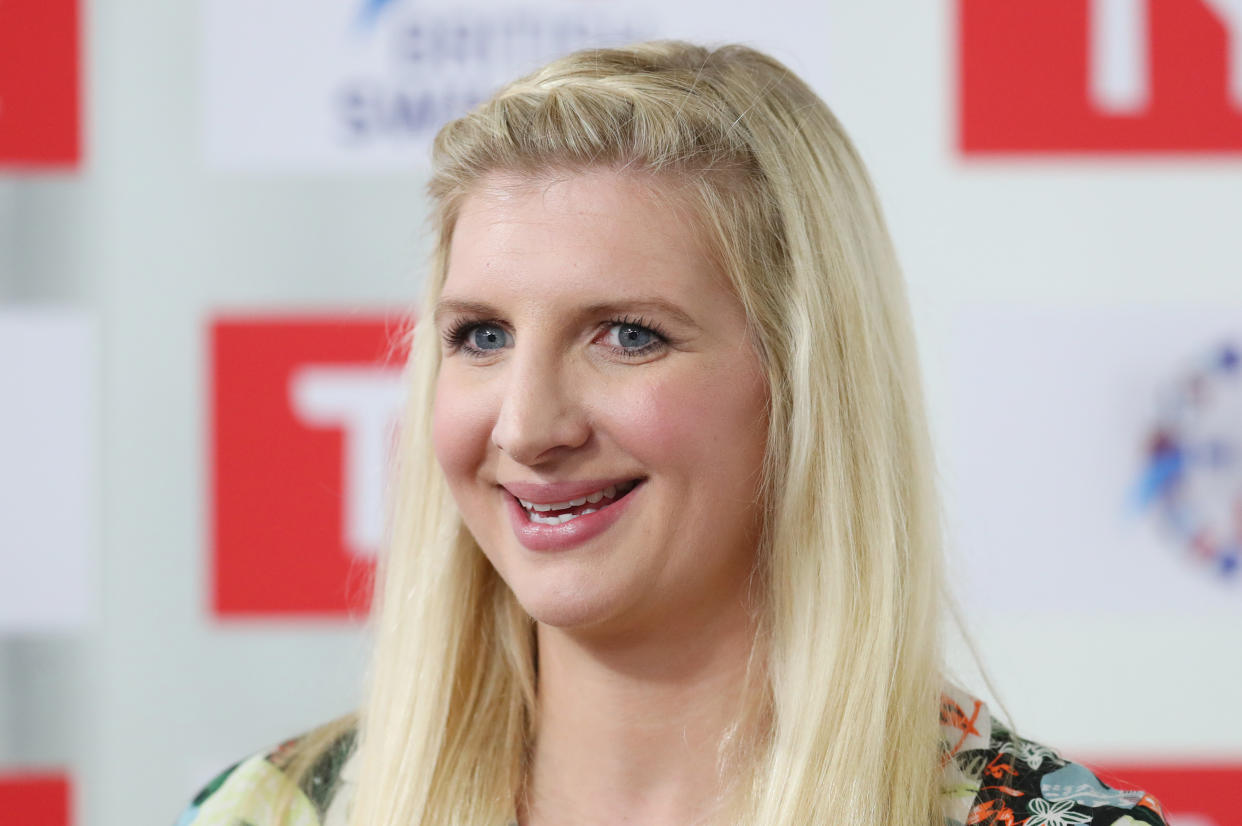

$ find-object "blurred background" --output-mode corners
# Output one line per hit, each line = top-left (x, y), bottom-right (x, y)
(1, 0), (1240, 824)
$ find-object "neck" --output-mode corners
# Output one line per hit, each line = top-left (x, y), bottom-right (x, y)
(520, 596), (761, 826)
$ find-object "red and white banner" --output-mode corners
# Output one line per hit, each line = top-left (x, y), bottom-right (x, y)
(0, 0), (81, 168)
(210, 315), (409, 617)
(960, 0), (1242, 153)
(1092, 762), (1242, 826)
(0, 310), (94, 632)
(0, 773), (71, 826)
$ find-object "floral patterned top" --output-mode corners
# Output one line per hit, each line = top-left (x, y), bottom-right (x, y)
(176, 686), (1169, 826)
(938, 687), (1168, 826)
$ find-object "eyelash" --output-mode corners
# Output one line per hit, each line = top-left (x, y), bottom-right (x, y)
(441, 314), (671, 360)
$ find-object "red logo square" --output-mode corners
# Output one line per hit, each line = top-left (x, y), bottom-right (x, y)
(0, 0), (80, 168)
(0, 774), (71, 826)
(960, 0), (1242, 153)
(210, 315), (409, 618)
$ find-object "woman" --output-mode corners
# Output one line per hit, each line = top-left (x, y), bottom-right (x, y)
(179, 41), (1169, 826)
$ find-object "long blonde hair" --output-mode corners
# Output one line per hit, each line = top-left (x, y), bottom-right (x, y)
(338, 40), (948, 825)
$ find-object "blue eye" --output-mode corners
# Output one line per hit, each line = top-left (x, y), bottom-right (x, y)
(612, 324), (655, 349)
(470, 325), (509, 350)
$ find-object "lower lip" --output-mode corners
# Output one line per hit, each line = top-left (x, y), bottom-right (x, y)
(505, 482), (642, 551)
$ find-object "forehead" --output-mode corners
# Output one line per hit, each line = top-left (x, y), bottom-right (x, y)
(443, 169), (724, 305)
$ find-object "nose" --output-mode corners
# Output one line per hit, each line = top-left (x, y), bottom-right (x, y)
(490, 348), (590, 466)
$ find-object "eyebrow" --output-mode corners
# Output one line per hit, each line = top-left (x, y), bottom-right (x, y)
(433, 297), (701, 330)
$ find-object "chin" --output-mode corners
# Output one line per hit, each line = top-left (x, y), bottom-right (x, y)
(508, 575), (631, 631)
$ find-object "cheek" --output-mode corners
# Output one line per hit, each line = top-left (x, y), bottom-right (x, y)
(605, 361), (768, 477)
(431, 371), (495, 482)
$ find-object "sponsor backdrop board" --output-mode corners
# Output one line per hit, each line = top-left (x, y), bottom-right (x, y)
(2, 1), (1239, 825)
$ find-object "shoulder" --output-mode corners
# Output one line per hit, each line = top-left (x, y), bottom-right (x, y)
(175, 725), (357, 826)
(940, 687), (1170, 826)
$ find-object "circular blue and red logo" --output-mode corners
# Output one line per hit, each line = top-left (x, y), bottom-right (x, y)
(1132, 341), (1241, 579)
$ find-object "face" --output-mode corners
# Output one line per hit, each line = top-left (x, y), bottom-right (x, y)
(431, 168), (769, 635)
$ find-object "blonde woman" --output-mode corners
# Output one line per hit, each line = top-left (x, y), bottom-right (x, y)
(178, 41), (1169, 826)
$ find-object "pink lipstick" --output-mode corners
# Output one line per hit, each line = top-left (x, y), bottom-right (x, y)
(503, 479), (643, 551)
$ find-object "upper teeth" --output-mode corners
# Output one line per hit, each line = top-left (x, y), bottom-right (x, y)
(519, 480), (637, 512)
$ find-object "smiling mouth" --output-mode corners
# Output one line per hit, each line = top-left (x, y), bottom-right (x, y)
(515, 479), (643, 525)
